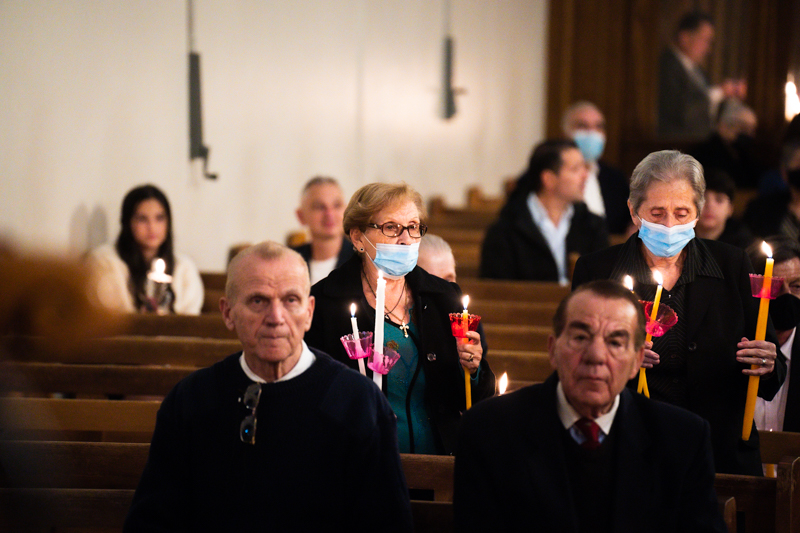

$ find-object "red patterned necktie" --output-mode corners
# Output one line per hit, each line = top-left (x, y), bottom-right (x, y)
(574, 418), (601, 450)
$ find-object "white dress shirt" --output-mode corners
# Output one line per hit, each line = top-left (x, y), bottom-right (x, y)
(556, 382), (620, 446)
(240, 341), (317, 383)
(527, 193), (574, 286)
(583, 162), (606, 219)
(755, 328), (794, 432)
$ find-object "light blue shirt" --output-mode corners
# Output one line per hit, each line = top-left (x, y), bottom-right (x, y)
(527, 193), (574, 285)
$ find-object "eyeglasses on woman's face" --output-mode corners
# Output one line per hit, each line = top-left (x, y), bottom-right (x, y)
(367, 222), (427, 239)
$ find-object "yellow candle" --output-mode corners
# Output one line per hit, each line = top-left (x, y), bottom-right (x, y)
(743, 243), (773, 440)
(638, 270), (662, 398)
(462, 295), (472, 409)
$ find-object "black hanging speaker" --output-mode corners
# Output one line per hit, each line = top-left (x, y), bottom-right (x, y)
(189, 52), (204, 159)
(189, 52), (216, 179)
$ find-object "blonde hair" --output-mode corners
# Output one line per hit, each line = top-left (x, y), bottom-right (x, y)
(342, 182), (426, 237)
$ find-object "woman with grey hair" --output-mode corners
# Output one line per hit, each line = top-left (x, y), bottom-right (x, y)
(572, 150), (785, 476)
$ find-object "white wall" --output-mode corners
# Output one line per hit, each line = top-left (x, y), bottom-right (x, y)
(0, 0), (549, 271)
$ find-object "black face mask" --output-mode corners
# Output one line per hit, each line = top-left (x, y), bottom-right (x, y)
(770, 293), (800, 331)
(787, 169), (800, 191)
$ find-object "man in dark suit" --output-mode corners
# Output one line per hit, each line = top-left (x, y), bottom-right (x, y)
(561, 101), (631, 235)
(292, 176), (354, 284)
(658, 12), (747, 140)
(479, 139), (609, 283)
(454, 280), (726, 532)
(749, 236), (800, 432)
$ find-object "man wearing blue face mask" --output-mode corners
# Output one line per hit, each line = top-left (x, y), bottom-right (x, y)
(562, 101), (632, 235)
(748, 236), (800, 433)
(573, 150), (786, 476)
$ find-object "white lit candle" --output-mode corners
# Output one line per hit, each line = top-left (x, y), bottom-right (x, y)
(147, 258), (173, 284)
(373, 270), (386, 389)
(498, 372), (508, 395)
(350, 303), (366, 376)
(623, 275), (634, 293)
(350, 303), (359, 339)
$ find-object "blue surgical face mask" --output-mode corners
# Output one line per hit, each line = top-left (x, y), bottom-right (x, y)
(365, 237), (419, 278)
(572, 130), (605, 163)
(637, 217), (697, 258)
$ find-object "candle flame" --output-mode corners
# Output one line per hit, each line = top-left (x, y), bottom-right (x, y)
(623, 275), (633, 292)
(462, 295), (470, 311)
(350, 303), (356, 317)
(498, 372), (508, 395)
(652, 269), (663, 286)
(153, 258), (166, 274)
(761, 241), (773, 258)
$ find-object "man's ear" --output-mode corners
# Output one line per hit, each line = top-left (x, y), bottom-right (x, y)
(629, 345), (645, 380)
(547, 335), (558, 370)
(295, 207), (306, 226)
(220, 297), (236, 332)
(304, 295), (315, 332)
(541, 169), (558, 192)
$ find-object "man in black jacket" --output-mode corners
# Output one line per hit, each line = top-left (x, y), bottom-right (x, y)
(480, 139), (609, 282)
(455, 281), (726, 532)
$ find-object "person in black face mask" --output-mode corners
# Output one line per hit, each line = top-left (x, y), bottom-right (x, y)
(747, 236), (800, 432)
(744, 138), (800, 240)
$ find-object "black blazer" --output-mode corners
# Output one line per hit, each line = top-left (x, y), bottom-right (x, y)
(658, 47), (711, 140)
(781, 333), (800, 432)
(572, 235), (787, 475)
(305, 255), (496, 455)
(292, 236), (355, 270)
(454, 375), (726, 533)
(479, 195), (609, 281)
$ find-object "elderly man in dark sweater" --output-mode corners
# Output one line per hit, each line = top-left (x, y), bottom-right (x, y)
(454, 281), (726, 533)
(124, 242), (412, 533)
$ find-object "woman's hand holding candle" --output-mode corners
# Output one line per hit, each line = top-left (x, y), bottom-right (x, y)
(741, 242), (779, 440)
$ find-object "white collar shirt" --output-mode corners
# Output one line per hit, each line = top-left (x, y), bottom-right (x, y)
(239, 341), (316, 383)
(556, 381), (620, 446)
(527, 193), (574, 285)
(755, 328), (794, 432)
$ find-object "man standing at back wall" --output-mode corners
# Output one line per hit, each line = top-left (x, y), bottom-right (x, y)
(293, 176), (354, 284)
(124, 241), (412, 532)
(454, 280), (725, 532)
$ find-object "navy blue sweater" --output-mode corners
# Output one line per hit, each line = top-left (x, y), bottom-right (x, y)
(124, 349), (412, 532)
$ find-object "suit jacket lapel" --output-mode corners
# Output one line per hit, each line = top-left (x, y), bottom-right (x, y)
(611, 391), (654, 532)
(524, 377), (580, 532)
(782, 331), (800, 431)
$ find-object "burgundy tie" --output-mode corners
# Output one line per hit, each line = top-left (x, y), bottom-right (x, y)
(574, 418), (601, 450)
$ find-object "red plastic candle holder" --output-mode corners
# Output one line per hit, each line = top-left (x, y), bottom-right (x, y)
(340, 332), (373, 360)
(749, 274), (784, 300)
(639, 300), (678, 337)
(449, 313), (481, 338)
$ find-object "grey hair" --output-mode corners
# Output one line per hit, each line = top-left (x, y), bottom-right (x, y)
(419, 234), (455, 262)
(629, 150), (706, 215)
(225, 241), (309, 301)
(560, 100), (601, 135)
